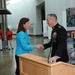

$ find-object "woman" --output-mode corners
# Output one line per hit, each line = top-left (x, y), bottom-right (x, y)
(15, 18), (39, 75)
(6, 27), (13, 50)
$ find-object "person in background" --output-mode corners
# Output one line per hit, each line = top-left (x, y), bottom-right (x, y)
(0, 27), (2, 51)
(15, 18), (41, 75)
(38, 13), (69, 64)
(6, 27), (13, 50)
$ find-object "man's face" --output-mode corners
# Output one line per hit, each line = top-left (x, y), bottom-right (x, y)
(47, 16), (54, 27)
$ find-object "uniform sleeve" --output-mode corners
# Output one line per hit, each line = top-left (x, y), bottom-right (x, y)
(6, 32), (8, 36)
(17, 32), (34, 51)
(0, 30), (2, 35)
(10, 30), (13, 34)
(55, 28), (67, 57)
(6, 31), (12, 36)
(43, 39), (52, 50)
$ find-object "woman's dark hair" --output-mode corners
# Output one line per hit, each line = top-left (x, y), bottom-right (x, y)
(6, 27), (10, 31)
(17, 18), (29, 33)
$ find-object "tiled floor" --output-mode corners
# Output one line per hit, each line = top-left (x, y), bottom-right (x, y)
(0, 40), (16, 75)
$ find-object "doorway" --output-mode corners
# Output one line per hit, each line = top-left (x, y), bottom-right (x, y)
(36, 2), (45, 36)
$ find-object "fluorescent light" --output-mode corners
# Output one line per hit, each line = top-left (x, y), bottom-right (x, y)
(6, 0), (22, 5)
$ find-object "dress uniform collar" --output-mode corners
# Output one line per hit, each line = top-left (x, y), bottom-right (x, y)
(52, 23), (59, 30)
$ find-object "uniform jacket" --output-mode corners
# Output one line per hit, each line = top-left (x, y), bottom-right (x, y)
(6, 30), (13, 40)
(0, 29), (2, 40)
(15, 31), (34, 55)
(43, 23), (69, 62)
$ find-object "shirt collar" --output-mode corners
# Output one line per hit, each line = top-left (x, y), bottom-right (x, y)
(52, 23), (59, 30)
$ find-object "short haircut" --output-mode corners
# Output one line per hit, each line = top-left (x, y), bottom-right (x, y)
(47, 13), (57, 20)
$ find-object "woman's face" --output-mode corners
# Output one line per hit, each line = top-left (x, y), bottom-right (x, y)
(23, 21), (30, 30)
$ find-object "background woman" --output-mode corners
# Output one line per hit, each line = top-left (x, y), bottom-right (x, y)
(6, 27), (13, 50)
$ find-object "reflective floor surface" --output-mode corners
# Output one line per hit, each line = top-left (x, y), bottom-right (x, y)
(0, 36), (50, 75)
(0, 36), (75, 75)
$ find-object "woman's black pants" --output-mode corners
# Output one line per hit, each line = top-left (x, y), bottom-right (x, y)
(15, 55), (20, 75)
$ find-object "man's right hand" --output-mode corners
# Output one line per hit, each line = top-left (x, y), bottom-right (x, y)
(34, 44), (44, 50)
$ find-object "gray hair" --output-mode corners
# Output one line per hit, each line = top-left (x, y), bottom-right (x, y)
(47, 13), (57, 20)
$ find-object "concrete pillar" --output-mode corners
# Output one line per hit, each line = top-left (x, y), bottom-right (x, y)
(0, 0), (7, 41)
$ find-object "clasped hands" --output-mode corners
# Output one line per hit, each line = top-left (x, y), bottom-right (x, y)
(34, 44), (44, 50)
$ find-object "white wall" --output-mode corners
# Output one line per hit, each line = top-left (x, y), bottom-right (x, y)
(7, 0), (75, 36)
(45, 0), (75, 25)
(45, 0), (75, 39)
(62, 11), (67, 30)
(36, 0), (45, 6)
(7, 0), (37, 35)
(43, 20), (48, 37)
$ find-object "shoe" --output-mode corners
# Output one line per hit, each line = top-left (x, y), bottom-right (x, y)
(8, 49), (11, 50)
(0, 49), (2, 51)
(12, 48), (14, 49)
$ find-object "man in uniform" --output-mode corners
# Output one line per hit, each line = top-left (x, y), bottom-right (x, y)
(39, 13), (69, 64)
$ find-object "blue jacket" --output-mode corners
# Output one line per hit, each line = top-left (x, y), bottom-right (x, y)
(15, 31), (34, 55)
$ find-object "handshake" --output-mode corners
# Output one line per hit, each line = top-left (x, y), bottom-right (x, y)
(34, 44), (44, 50)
